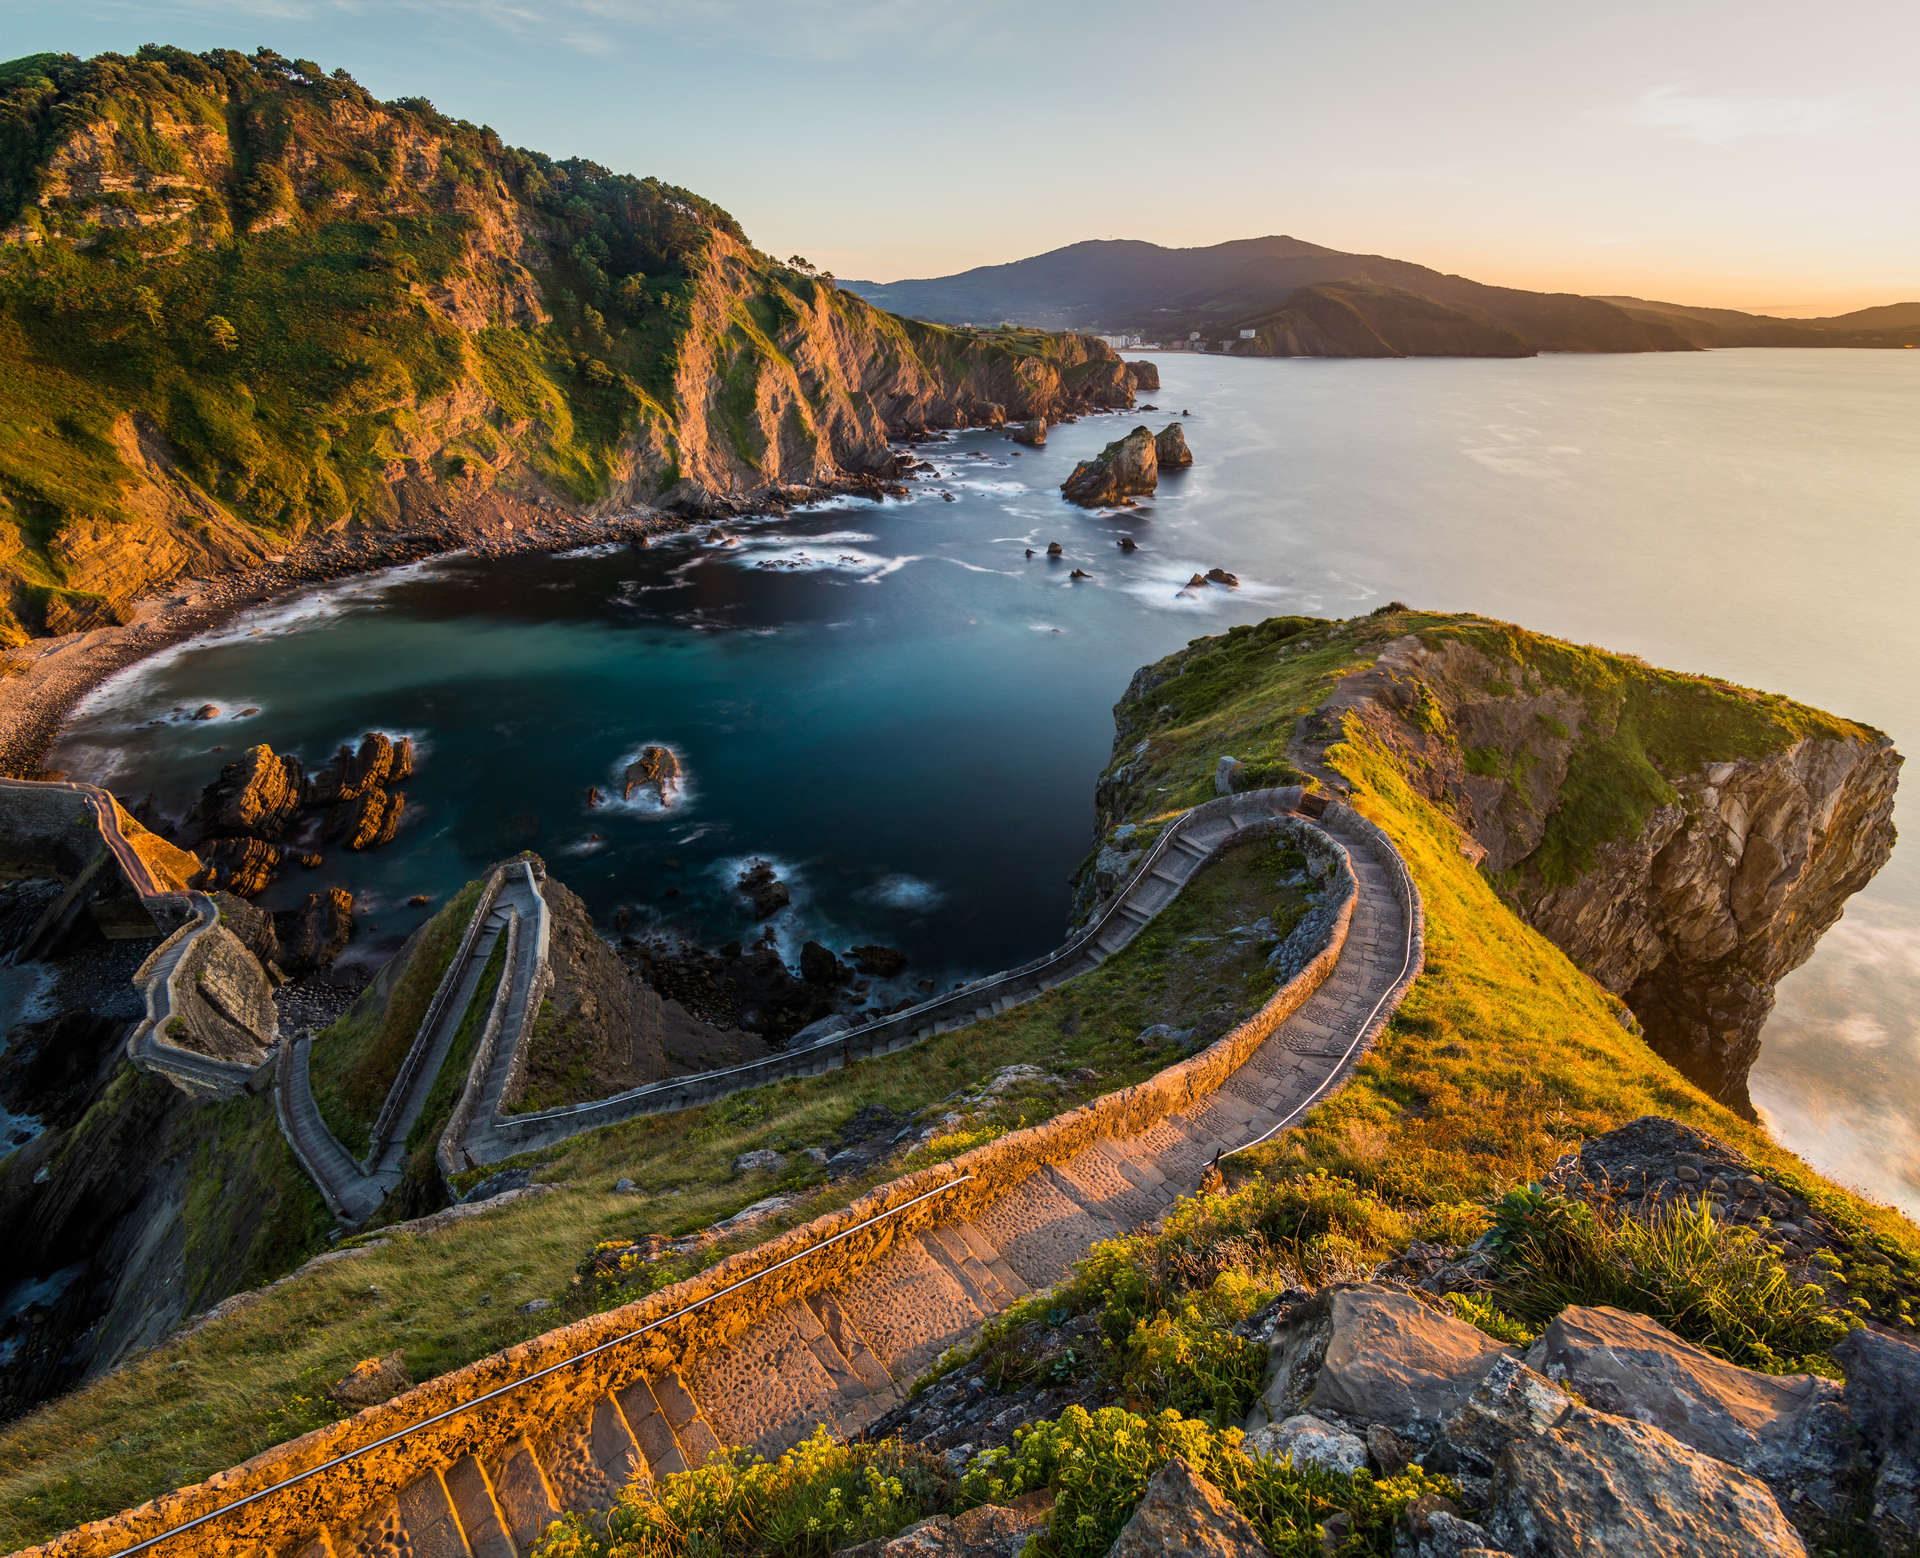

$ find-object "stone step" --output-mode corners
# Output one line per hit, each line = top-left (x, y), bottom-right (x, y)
(533, 1392), (646, 1514)
(337, 1470), (468, 1558)
(687, 1300), (859, 1458)
(805, 1289), (900, 1397)
(480, 1437), (561, 1554)
(829, 1229), (987, 1381)
(652, 1370), (724, 1468)
(444, 1454), (517, 1558)
(614, 1376), (688, 1479)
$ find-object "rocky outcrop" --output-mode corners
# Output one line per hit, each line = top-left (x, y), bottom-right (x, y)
(190, 733), (413, 895)
(1061, 426), (1159, 507)
(1126, 360), (1161, 392)
(737, 858), (790, 919)
(621, 745), (682, 807)
(1306, 627), (1900, 1108)
(1009, 418), (1047, 447)
(1155, 421), (1192, 468)
(188, 745), (305, 837)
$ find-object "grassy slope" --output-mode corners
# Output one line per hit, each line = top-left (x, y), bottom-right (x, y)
(0, 840), (1307, 1546)
(1101, 608), (1918, 1284)
(306, 878), (481, 1158)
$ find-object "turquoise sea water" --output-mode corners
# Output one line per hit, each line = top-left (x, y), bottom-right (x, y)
(52, 350), (1920, 1213)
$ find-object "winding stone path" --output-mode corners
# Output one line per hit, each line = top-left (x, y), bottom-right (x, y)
(24, 798), (1421, 1558)
(275, 863), (549, 1225)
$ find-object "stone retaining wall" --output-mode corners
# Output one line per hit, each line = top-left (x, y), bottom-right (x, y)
(16, 803), (1417, 1558)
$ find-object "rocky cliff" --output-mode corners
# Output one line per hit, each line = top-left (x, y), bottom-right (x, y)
(1305, 625), (1900, 1112)
(1094, 610), (1900, 1113)
(0, 47), (1133, 644)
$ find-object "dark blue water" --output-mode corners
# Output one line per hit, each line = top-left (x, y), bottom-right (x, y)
(53, 351), (1920, 1213)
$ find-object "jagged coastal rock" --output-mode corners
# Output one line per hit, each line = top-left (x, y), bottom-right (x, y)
(621, 745), (682, 807)
(736, 858), (790, 919)
(1314, 629), (1901, 1108)
(190, 732), (412, 894)
(1009, 418), (1048, 446)
(1155, 421), (1193, 468)
(1061, 425), (1159, 507)
(1126, 359), (1162, 392)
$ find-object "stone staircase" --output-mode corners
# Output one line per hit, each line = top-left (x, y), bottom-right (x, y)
(290, 808), (1414, 1558)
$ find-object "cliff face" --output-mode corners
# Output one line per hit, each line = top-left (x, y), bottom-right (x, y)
(1308, 626), (1901, 1110)
(0, 47), (1132, 643)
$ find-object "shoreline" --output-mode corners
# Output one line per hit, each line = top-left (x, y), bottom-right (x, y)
(0, 493), (691, 781)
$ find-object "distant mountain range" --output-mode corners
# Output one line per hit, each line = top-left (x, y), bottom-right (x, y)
(845, 237), (1920, 357)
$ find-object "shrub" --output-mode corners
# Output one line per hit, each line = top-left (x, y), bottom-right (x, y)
(534, 1427), (952, 1558)
(1486, 1186), (1852, 1372)
(960, 1404), (1448, 1558)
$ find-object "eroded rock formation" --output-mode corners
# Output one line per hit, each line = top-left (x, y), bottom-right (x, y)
(1061, 425), (1159, 507)
(1309, 630), (1900, 1109)
(1154, 421), (1192, 468)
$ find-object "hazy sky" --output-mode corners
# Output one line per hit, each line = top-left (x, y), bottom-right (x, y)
(4, 0), (1915, 313)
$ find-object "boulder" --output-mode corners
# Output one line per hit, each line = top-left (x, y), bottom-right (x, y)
(190, 744), (306, 839)
(1009, 418), (1048, 447)
(1155, 422), (1193, 468)
(1127, 360), (1161, 392)
(622, 744), (682, 807)
(1184, 573), (1209, 589)
(1118, 537), (1138, 552)
(1107, 1455), (1267, 1558)
(1834, 1325), (1920, 1538)
(460, 1168), (532, 1204)
(1070, 568), (1091, 580)
(1486, 1403), (1807, 1557)
(834, 1492), (1053, 1558)
(1248, 1284), (1515, 1446)
(1430, 1355), (1574, 1479)
(1205, 568), (1239, 587)
(1525, 1306), (1850, 1510)
(274, 888), (354, 977)
(329, 1350), (412, 1409)
(1393, 1497), (1508, 1558)
(737, 859), (790, 918)
(733, 1149), (785, 1176)
(1244, 1412), (1367, 1475)
(1046, 541), (1064, 557)
(1060, 426), (1158, 507)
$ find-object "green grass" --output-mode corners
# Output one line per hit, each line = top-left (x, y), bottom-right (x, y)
(307, 879), (481, 1158)
(0, 840), (1308, 1547)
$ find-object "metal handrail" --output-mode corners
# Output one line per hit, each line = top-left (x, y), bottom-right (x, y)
(101, 1171), (975, 1558)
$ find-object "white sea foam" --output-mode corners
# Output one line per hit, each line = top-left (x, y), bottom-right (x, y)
(553, 541), (625, 559)
(861, 873), (946, 912)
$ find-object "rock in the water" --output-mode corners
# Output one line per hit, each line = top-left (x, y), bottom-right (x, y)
(848, 944), (909, 976)
(310, 732), (399, 806)
(329, 1350), (412, 1409)
(801, 939), (851, 986)
(1244, 1412), (1367, 1475)
(1060, 425), (1158, 507)
(1485, 1403), (1807, 1558)
(622, 744), (682, 807)
(274, 888), (354, 977)
(192, 703), (220, 720)
(327, 785), (403, 850)
(1525, 1306), (1850, 1510)
(1127, 360), (1161, 392)
(732, 1149), (785, 1176)
(1046, 541), (1064, 557)
(1009, 418), (1048, 447)
(1247, 1284), (1515, 1446)
(1155, 422), (1193, 468)
(1184, 573), (1209, 589)
(197, 835), (285, 897)
(1205, 567), (1239, 587)
(190, 744), (306, 839)
(1118, 536), (1138, 552)
(1107, 1455), (1267, 1558)
(1070, 568), (1091, 580)
(737, 858), (790, 918)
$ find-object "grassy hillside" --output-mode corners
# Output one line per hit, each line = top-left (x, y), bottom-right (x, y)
(0, 47), (1127, 645)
